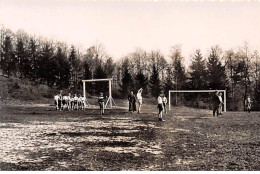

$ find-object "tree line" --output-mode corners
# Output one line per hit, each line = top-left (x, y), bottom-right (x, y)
(0, 26), (259, 110)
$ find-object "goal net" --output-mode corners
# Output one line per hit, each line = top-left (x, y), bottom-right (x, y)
(168, 90), (226, 112)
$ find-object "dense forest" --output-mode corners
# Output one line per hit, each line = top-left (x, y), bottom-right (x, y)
(0, 26), (259, 111)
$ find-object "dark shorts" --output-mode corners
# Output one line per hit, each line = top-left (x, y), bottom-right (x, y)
(129, 102), (136, 111)
(158, 104), (163, 112)
(213, 104), (219, 111)
(99, 102), (104, 109)
(58, 100), (62, 108)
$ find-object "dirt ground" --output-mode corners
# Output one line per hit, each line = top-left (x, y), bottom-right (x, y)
(0, 101), (260, 171)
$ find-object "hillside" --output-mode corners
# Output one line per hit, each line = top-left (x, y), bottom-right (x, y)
(0, 75), (56, 105)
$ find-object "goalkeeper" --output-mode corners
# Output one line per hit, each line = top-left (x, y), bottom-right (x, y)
(98, 92), (106, 115)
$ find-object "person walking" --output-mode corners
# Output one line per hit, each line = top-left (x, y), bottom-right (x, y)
(137, 88), (143, 114)
(128, 91), (136, 113)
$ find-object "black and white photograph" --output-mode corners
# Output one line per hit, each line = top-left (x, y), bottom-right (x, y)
(0, 0), (260, 171)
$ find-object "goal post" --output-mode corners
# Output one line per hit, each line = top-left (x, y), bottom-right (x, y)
(82, 78), (116, 108)
(168, 90), (226, 112)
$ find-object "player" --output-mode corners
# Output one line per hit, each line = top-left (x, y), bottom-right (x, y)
(162, 93), (167, 114)
(245, 95), (252, 113)
(98, 92), (106, 115)
(136, 88), (143, 114)
(70, 93), (74, 110)
(212, 91), (221, 116)
(128, 91), (136, 113)
(218, 92), (224, 115)
(158, 92), (165, 121)
(54, 92), (62, 111)
(74, 94), (78, 110)
(58, 91), (63, 110)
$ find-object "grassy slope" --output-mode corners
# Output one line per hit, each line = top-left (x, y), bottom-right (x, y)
(0, 75), (58, 105)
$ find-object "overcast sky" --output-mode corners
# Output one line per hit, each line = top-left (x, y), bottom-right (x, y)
(0, 0), (260, 65)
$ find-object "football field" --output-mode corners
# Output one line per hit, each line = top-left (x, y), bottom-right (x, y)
(0, 102), (259, 170)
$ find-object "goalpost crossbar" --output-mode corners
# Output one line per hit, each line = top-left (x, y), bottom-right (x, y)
(168, 90), (227, 112)
(82, 78), (116, 108)
(82, 78), (113, 82)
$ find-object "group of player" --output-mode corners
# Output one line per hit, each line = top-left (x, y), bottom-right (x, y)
(128, 89), (168, 122)
(54, 92), (86, 111)
(213, 90), (252, 116)
(54, 91), (107, 115)
(54, 89), (253, 120)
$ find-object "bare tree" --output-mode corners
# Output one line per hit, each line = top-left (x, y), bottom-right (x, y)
(127, 48), (149, 75)
(252, 50), (260, 92)
(149, 50), (168, 81)
(224, 49), (236, 99)
(93, 42), (107, 63)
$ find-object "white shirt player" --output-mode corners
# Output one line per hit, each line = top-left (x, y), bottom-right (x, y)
(137, 88), (143, 100)
(81, 97), (86, 102)
(158, 96), (163, 104)
(245, 97), (251, 105)
(137, 92), (142, 100)
(218, 94), (223, 103)
(162, 97), (167, 104)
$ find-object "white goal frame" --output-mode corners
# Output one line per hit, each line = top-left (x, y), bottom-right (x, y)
(82, 78), (116, 108)
(168, 90), (226, 112)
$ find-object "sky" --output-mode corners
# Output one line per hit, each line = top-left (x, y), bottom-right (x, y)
(0, 0), (260, 66)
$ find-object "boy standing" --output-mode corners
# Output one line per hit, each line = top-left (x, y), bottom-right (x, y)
(74, 94), (78, 110)
(128, 91), (136, 113)
(162, 93), (167, 114)
(218, 92), (224, 115)
(137, 88), (143, 114)
(212, 91), (221, 116)
(98, 92), (106, 115)
(70, 94), (74, 110)
(158, 92), (165, 121)
(58, 92), (62, 110)
(245, 96), (252, 113)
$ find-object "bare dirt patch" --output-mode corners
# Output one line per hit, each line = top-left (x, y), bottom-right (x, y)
(0, 103), (260, 170)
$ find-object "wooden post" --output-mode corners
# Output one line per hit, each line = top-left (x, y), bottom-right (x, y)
(83, 81), (86, 108)
(169, 91), (171, 111)
(82, 78), (116, 108)
(109, 79), (112, 108)
(224, 90), (227, 112)
(83, 81), (86, 99)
